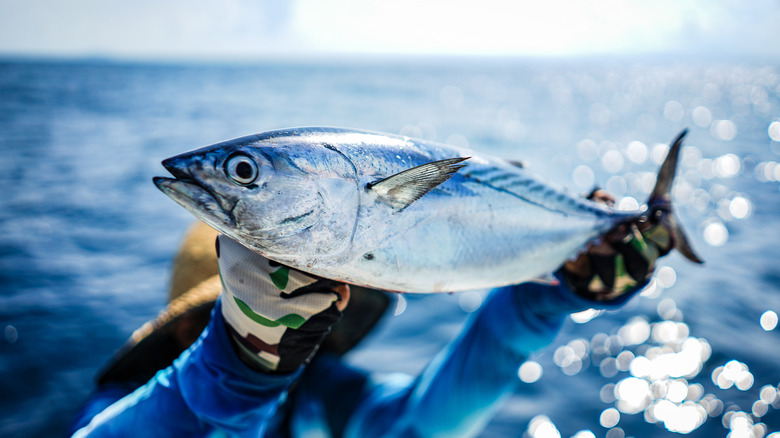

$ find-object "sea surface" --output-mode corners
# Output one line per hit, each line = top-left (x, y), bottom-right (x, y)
(1, 57), (779, 437)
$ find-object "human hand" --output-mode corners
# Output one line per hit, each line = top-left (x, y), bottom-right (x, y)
(562, 190), (672, 302)
(217, 235), (349, 373)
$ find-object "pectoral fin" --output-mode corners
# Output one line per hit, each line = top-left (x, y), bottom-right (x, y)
(368, 157), (469, 211)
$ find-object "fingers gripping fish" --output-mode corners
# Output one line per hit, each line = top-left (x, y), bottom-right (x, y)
(154, 128), (701, 293)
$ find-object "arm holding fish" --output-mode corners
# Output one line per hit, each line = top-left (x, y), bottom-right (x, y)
(70, 236), (349, 437)
(337, 200), (672, 438)
(216, 235), (349, 374)
(71, 300), (304, 437)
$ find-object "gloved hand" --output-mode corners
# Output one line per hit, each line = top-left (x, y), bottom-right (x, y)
(561, 190), (673, 302)
(217, 235), (349, 374)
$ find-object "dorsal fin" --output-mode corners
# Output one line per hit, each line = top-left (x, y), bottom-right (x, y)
(368, 157), (469, 211)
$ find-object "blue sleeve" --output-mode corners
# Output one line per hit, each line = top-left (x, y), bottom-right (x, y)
(343, 272), (637, 438)
(71, 298), (300, 438)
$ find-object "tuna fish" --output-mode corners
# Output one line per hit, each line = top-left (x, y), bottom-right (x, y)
(154, 127), (701, 293)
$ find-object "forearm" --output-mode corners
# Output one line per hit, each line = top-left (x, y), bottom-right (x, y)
(346, 276), (643, 438)
(72, 299), (299, 437)
(346, 283), (566, 437)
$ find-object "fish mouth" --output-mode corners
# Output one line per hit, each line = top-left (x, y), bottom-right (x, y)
(153, 176), (236, 229)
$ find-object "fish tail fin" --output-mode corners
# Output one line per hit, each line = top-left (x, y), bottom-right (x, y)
(646, 129), (704, 264)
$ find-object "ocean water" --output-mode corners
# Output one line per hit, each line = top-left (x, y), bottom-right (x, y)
(1, 57), (779, 437)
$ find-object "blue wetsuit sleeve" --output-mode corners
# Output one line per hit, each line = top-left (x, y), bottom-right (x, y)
(344, 273), (637, 438)
(71, 298), (300, 438)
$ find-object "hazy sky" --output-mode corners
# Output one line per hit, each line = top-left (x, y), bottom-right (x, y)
(1, 0), (778, 60)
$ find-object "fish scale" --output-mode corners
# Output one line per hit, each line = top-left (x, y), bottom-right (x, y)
(154, 127), (700, 293)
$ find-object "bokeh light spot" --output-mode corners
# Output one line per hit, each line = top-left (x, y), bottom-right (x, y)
(572, 165), (595, 188)
(759, 385), (778, 404)
(768, 121), (780, 142)
(571, 308), (603, 324)
(666, 380), (688, 403)
(601, 383), (617, 403)
(728, 196), (752, 219)
(527, 415), (561, 438)
(651, 143), (669, 165)
(657, 298), (678, 320)
(519, 360), (543, 383)
(752, 400), (769, 417)
(760, 310), (778, 331)
(711, 119), (737, 141)
(656, 266), (677, 288)
(713, 154), (741, 178)
(602, 150), (624, 174)
(4, 325), (18, 344)
(702, 219), (728, 246)
(600, 357), (619, 378)
(600, 408), (620, 428)
(692, 106), (712, 127)
(615, 377), (651, 414)
(606, 175), (627, 197)
(663, 100), (684, 122)
(618, 317), (650, 346)
(458, 291), (483, 313)
(576, 139), (599, 162)
(712, 360), (754, 391)
(393, 294), (407, 316)
(626, 141), (648, 164)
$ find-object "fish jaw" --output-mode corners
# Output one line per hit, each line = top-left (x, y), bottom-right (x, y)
(153, 176), (237, 233)
(153, 149), (245, 238)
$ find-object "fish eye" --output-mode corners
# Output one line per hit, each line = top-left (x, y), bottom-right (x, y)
(225, 154), (258, 185)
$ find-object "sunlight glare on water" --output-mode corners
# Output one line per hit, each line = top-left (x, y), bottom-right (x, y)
(602, 150), (624, 174)
(527, 415), (561, 438)
(572, 165), (595, 189)
(393, 294), (407, 316)
(692, 106), (713, 128)
(712, 360), (754, 391)
(702, 218), (729, 246)
(626, 141), (648, 164)
(656, 266), (677, 288)
(769, 121), (780, 142)
(571, 308), (603, 324)
(760, 311), (778, 331)
(600, 408), (620, 428)
(711, 120), (738, 141)
(518, 360), (543, 383)
(728, 196), (753, 220)
(713, 154), (741, 178)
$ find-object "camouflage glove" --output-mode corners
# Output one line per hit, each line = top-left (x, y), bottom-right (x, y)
(562, 190), (673, 302)
(217, 235), (349, 373)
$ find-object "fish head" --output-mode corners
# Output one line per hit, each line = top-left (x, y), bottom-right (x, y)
(154, 134), (359, 260)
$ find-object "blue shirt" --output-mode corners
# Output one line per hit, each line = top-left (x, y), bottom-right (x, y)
(70, 274), (635, 437)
